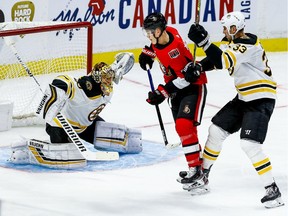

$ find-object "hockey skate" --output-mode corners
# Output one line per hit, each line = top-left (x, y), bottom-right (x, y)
(177, 166), (210, 195)
(177, 166), (202, 184)
(261, 182), (284, 208)
(184, 169), (210, 195)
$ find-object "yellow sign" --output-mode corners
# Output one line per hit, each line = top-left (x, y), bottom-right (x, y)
(11, 1), (35, 21)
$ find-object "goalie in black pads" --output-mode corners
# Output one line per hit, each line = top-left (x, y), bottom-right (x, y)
(10, 52), (143, 169)
(180, 11), (284, 208)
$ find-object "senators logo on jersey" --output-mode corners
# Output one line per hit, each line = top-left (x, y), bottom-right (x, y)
(159, 63), (172, 77)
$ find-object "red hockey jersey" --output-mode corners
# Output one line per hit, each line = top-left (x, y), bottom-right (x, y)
(152, 26), (207, 85)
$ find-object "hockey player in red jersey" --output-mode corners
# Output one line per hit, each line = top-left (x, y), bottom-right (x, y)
(138, 12), (208, 187)
(184, 11), (284, 208)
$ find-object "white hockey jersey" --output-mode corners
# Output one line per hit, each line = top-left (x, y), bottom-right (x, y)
(51, 75), (113, 133)
(219, 33), (277, 102)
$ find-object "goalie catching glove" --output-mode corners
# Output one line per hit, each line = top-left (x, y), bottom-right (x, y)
(110, 52), (135, 84)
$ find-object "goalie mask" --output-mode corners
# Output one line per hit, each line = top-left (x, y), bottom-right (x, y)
(91, 62), (115, 96)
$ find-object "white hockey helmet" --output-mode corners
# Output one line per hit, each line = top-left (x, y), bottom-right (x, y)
(221, 11), (245, 35)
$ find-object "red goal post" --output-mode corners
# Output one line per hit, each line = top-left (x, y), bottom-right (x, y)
(0, 21), (93, 126)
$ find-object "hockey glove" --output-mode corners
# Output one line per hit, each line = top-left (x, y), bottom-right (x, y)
(182, 62), (202, 83)
(146, 85), (169, 105)
(139, 45), (156, 70)
(188, 24), (210, 49)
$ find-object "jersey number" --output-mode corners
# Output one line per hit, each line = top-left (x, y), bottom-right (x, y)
(262, 51), (272, 76)
(233, 44), (247, 53)
(228, 44), (247, 75)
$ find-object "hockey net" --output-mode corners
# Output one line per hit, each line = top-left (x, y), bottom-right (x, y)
(0, 21), (93, 126)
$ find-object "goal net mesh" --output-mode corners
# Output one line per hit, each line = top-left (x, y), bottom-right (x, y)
(0, 21), (92, 126)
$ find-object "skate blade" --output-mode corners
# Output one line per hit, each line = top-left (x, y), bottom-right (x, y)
(182, 181), (205, 190)
(263, 197), (285, 208)
(166, 142), (181, 149)
(189, 186), (210, 196)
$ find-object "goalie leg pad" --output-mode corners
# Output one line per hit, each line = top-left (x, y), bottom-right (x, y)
(94, 121), (142, 153)
(127, 128), (143, 153)
(10, 138), (86, 169)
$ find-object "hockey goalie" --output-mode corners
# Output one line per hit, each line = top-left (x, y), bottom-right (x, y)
(9, 52), (143, 169)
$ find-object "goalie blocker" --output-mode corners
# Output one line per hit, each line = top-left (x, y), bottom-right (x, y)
(10, 122), (142, 169)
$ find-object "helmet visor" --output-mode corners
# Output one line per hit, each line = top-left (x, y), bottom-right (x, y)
(142, 28), (155, 37)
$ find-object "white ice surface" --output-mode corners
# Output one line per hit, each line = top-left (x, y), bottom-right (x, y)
(0, 52), (287, 216)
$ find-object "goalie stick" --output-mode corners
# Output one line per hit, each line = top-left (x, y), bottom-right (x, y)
(4, 36), (119, 161)
(146, 65), (180, 149)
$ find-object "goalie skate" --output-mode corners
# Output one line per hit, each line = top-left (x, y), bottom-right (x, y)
(261, 182), (285, 208)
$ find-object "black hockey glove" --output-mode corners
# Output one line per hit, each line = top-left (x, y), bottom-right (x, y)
(139, 46), (156, 71)
(182, 62), (202, 83)
(146, 84), (169, 105)
(188, 24), (210, 48)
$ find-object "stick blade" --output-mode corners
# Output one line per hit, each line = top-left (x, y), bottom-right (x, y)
(165, 142), (181, 149)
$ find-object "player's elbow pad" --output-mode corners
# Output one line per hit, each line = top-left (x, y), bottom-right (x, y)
(205, 43), (223, 69)
(200, 57), (216, 71)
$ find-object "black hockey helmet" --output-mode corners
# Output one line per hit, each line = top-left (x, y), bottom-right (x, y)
(143, 12), (167, 32)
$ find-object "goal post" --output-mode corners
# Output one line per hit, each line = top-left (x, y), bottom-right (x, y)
(0, 21), (93, 126)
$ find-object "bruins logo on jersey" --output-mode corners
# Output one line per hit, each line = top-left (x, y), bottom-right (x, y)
(86, 80), (93, 91)
(88, 104), (106, 121)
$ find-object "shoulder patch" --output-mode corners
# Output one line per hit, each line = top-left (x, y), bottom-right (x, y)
(86, 80), (93, 91)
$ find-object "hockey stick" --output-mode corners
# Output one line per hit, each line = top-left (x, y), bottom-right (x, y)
(4, 36), (119, 161)
(55, 113), (119, 161)
(146, 65), (180, 149)
(193, 0), (202, 65)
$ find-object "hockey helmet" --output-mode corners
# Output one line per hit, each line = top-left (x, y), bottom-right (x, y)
(143, 12), (167, 32)
(221, 11), (245, 35)
(91, 62), (114, 96)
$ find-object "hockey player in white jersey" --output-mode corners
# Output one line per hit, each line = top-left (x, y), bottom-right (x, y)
(10, 52), (142, 169)
(179, 11), (284, 208)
